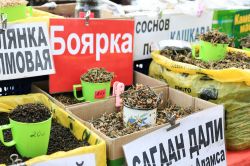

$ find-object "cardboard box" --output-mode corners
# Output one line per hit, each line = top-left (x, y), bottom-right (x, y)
(68, 86), (217, 166)
(32, 71), (167, 109)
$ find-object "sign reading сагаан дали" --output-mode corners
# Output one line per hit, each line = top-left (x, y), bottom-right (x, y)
(123, 105), (226, 166)
(0, 22), (55, 80)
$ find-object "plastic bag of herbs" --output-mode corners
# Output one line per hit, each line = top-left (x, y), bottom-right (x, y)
(149, 32), (250, 150)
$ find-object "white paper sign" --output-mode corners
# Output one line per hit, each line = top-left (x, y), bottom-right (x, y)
(0, 22), (55, 80)
(33, 153), (96, 166)
(133, 11), (213, 60)
(123, 105), (226, 166)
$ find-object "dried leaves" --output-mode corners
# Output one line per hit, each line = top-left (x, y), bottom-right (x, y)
(156, 102), (194, 125)
(0, 0), (27, 8)
(81, 68), (114, 83)
(240, 35), (250, 48)
(90, 112), (149, 138)
(90, 102), (194, 138)
(199, 30), (232, 44)
(160, 47), (250, 69)
(120, 84), (158, 110)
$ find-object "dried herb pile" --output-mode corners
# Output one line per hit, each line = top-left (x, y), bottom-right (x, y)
(120, 84), (158, 110)
(0, 0), (27, 8)
(240, 35), (250, 48)
(199, 30), (232, 44)
(160, 47), (250, 69)
(81, 68), (114, 83)
(52, 93), (82, 105)
(10, 103), (51, 123)
(90, 102), (194, 138)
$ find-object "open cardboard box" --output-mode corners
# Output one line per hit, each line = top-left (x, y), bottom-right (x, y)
(32, 71), (167, 109)
(68, 86), (217, 166)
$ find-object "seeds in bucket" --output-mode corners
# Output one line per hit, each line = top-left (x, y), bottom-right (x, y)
(89, 102), (194, 138)
(81, 68), (115, 83)
(199, 30), (232, 45)
(120, 84), (158, 110)
(9, 103), (51, 123)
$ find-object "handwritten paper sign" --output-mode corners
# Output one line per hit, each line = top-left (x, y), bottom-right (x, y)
(33, 153), (96, 166)
(123, 105), (226, 166)
(0, 22), (55, 80)
(49, 18), (134, 93)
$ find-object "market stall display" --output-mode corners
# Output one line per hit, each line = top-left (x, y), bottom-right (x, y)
(69, 86), (217, 165)
(0, 0), (250, 165)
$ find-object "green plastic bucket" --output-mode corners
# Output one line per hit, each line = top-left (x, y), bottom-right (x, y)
(73, 80), (111, 102)
(0, 116), (52, 158)
(0, 5), (32, 22)
(197, 40), (228, 62)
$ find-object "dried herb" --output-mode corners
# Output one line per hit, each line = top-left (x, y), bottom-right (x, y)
(120, 84), (158, 110)
(156, 102), (194, 125)
(81, 68), (114, 83)
(90, 102), (194, 138)
(90, 112), (149, 138)
(199, 30), (232, 44)
(10, 103), (51, 123)
(160, 47), (250, 69)
(240, 35), (250, 48)
(52, 93), (82, 105)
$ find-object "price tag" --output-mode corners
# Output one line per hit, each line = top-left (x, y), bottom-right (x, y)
(94, 89), (106, 99)
(33, 153), (96, 166)
(123, 105), (226, 166)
